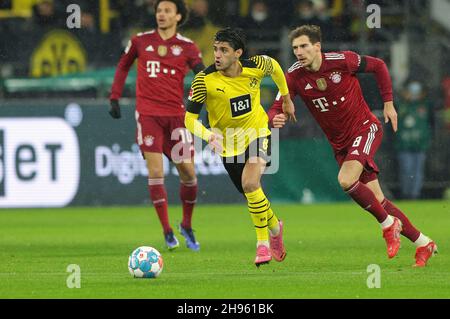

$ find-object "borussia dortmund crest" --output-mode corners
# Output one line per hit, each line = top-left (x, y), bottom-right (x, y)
(316, 78), (327, 91)
(249, 77), (258, 88)
(158, 45), (168, 57)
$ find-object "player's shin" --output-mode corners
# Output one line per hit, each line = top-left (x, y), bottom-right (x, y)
(245, 188), (270, 246)
(148, 178), (172, 234)
(381, 199), (425, 244)
(180, 179), (198, 229)
(346, 181), (391, 224)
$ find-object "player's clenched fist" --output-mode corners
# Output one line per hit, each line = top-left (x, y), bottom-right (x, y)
(272, 114), (287, 128)
(109, 99), (122, 119)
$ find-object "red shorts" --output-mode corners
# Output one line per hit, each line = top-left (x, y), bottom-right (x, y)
(334, 122), (383, 184)
(135, 112), (194, 162)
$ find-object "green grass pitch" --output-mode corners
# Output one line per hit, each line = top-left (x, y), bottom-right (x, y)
(0, 201), (449, 298)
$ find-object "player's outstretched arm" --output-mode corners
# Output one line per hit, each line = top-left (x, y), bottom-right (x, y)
(359, 55), (393, 101)
(109, 38), (138, 119)
(268, 58), (296, 122)
(362, 55), (396, 132)
(185, 111), (212, 142)
(185, 70), (209, 139)
(185, 71), (222, 152)
(350, 52), (396, 131)
(184, 111), (223, 153)
(267, 68), (298, 128)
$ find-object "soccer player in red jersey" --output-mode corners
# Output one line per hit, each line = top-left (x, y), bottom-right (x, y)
(109, 0), (205, 251)
(269, 25), (437, 267)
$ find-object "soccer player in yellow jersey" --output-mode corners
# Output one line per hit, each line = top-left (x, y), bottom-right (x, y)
(184, 28), (296, 266)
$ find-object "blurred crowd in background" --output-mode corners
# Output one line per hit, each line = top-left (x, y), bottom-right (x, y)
(0, 0), (435, 73)
(1, 0), (450, 200)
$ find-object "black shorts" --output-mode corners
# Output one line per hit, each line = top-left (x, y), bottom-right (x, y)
(221, 135), (271, 194)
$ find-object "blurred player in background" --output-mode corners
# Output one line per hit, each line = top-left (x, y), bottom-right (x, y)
(269, 25), (437, 267)
(109, 0), (205, 251)
(185, 27), (295, 266)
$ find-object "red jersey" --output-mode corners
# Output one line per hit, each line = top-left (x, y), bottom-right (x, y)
(110, 30), (203, 116)
(269, 51), (393, 151)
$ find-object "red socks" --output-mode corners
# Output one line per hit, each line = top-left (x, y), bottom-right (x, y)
(346, 181), (389, 223)
(346, 181), (422, 243)
(381, 199), (421, 242)
(148, 178), (171, 234)
(149, 178), (197, 233)
(180, 179), (198, 229)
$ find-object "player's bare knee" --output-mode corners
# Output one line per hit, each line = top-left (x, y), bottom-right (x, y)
(175, 162), (196, 181)
(337, 175), (358, 190)
(242, 180), (260, 193)
(180, 169), (196, 182)
(148, 170), (164, 179)
(180, 177), (197, 186)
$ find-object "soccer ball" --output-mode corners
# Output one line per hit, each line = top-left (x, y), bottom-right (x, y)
(128, 246), (163, 278)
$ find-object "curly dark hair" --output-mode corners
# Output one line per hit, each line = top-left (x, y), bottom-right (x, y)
(154, 0), (189, 27)
(214, 27), (247, 53)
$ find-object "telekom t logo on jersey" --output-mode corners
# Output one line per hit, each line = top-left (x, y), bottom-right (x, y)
(312, 96), (346, 112)
(312, 97), (330, 112)
(146, 60), (177, 78)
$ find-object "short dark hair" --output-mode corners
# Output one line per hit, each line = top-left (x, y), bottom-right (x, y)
(289, 24), (322, 44)
(214, 27), (247, 53)
(154, 0), (189, 26)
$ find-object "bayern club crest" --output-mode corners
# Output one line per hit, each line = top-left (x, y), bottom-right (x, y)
(330, 71), (342, 84)
(171, 45), (183, 56)
(144, 135), (155, 147)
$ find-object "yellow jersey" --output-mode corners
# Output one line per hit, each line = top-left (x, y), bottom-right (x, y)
(186, 55), (289, 157)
